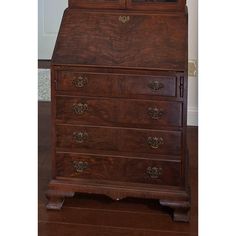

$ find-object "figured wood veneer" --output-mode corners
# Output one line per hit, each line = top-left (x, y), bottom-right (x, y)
(47, 0), (190, 222)
(52, 11), (187, 70)
(56, 96), (183, 128)
(57, 71), (177, 98)
(56, 153), (182, 186)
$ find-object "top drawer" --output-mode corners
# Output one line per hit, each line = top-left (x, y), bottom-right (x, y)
(56, 71), (177, 98)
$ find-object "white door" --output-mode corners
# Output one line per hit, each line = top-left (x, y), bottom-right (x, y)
(38, 0), (68, 59)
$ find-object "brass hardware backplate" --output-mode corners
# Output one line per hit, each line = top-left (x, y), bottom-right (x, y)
(73, 131), (88, 144)
(73, 160), (88, 173)
(147, 137), (164, 149)
(148, 81), (164, 91)
(72, 103), (88, 115)
(146, 166), (162, 179)
(148, 107), (164, 120)
(72, 75), (88, 88)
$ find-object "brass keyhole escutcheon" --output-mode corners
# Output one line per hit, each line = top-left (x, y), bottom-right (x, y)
(119, 16), (130, 24)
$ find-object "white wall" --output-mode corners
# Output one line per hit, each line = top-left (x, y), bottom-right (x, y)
(187, 0), (198, 126)
(38, 0), (198, 126)
(38, 0), (68, 59)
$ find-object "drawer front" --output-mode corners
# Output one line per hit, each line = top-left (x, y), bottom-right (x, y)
(56, 125), (182, 155)
(57, 71), (177, 98)
(56, 96), (182, 127)
(56, 153), (182, 186)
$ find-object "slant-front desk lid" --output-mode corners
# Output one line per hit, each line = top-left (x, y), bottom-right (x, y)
(52, 9), (187, 71)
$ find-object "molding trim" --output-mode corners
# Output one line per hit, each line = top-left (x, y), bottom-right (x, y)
(188, 60), (197, 77)
(187, 107), (198, 126)
(38, 60), (198, 78)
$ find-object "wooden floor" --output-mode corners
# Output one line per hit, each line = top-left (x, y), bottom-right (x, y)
(38, 101), (198, 236)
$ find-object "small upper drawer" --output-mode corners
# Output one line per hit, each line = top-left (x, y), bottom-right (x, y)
(57, 71), (177, 98)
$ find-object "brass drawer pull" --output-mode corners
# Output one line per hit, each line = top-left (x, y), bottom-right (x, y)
(148, 107), (164, 120)
(147, 137), (164, 149)
(72, 75), (88, 88)
(146, 166), (162, 179)
(73, 160), (88, 173)
(72, 103), (88, 115)
(73, 131), (88, 143)
(148, 81), (164, 92)
(119, 16), (130, 23)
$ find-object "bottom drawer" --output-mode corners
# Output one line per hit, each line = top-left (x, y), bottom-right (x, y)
(56, 153), (182, 186)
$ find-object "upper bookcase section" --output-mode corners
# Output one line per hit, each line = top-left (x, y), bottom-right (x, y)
(69, 0), (186, 11)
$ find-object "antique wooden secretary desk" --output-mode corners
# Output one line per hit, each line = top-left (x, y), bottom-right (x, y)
(46, 0), (190, 222)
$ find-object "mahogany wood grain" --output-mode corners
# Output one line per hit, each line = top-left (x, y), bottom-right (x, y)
(39, 223), (197, 236)
(56, 96), (182, 128)
(57, 71), (177, 98)
(52, 10), (187, 71)
(48, 0), (190, 222)
(160, 199), (190, 222)
(55, 152), (182, 186)
(55, 124), (182, 155)
(39, 102), (198, 233)
(54, 65), (182, 77)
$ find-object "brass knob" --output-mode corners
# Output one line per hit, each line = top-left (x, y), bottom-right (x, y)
(119, 16), (130, 23)
(72, 75), (88, 88)
(147, 137), (164, 149)
(146, 166), (162, 179)
(73, 131), (88, 144)
(73, 160), (88, 173)
(148, 107), (164, 120)
(148, 81), (164, 92)
(72, 103), (88, 115)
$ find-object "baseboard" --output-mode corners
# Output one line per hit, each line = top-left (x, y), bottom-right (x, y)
(187, 107), (198, 126)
